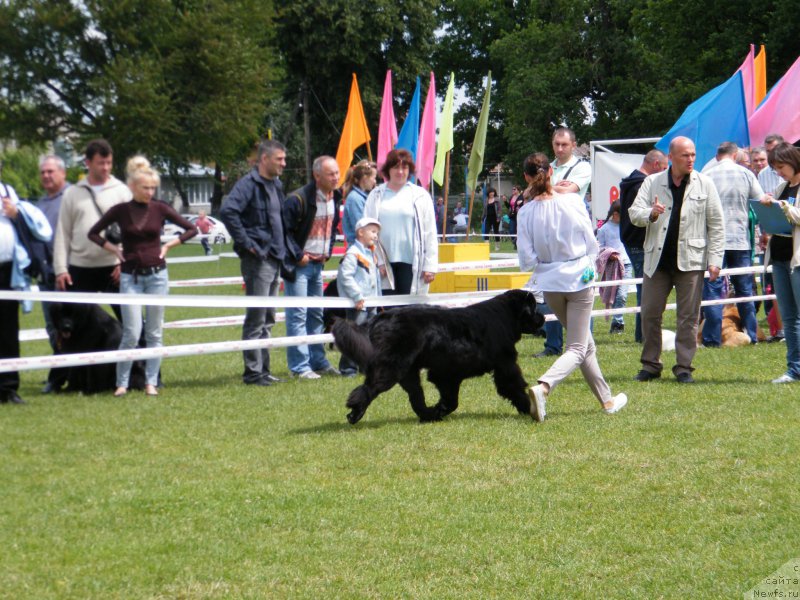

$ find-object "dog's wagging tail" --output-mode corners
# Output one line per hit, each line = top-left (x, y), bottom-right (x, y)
(332, 289), (545, 424)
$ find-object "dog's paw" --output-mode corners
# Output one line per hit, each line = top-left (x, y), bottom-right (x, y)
(346, 407), (366, 425)
(515, 401), (531, 414)
(418, 409), (444, 423)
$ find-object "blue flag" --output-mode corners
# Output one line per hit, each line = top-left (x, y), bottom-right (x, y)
(656, 71), (750, 167)
(395, 77), (421, 161)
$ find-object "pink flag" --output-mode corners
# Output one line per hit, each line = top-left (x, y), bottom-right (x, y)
(377, 70), (398, 171)
(737, 45), (756, 117)
(749, 55), (800, 146)
(417, 72), (437, 189)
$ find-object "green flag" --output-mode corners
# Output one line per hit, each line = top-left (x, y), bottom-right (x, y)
(466, 71), (491, 192)
(432, 72), (455, 186)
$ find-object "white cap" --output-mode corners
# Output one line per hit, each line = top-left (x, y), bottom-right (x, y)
(355, 216), (381, 231)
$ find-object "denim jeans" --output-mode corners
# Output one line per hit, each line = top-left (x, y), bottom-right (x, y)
(611, 262), (633, 326)
(771, 260), (800, 379)
(240, 254), (281, 383)
(118, 269), (168, 387)
(625, 247), (645, 343)
(284, 261), (330, 374)
(701, 250), (757, 346)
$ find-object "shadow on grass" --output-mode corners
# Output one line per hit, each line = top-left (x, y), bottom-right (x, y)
(289, 409), (544, 435)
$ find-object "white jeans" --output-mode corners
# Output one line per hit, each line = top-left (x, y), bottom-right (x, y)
(539, 287), (612, 404)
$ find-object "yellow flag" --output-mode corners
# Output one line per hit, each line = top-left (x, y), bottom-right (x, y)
(335, 74), (372, 186)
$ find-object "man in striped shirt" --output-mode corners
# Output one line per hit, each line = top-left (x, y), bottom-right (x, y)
(283, 156), (342, 379)
(701, 142), (766, 346)
(757, 134), (785, 194)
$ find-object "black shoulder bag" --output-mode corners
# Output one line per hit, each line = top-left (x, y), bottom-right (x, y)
(87, 186), (122, 244)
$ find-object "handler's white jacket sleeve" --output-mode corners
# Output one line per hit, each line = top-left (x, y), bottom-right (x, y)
(516, 203), (538, 272)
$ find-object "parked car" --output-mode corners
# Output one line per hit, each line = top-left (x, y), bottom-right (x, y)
(162, 214), (231, 244)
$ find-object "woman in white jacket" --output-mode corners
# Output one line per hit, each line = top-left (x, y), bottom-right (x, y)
(363, 149), (438, 295)
(517, 152), (627, 422)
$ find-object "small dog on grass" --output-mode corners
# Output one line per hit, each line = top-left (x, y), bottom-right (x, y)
(332, 289), (544, 424)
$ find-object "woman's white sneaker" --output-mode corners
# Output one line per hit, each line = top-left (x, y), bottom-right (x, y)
(528, 385), (547, 422)
(772, 373), (800, 384)
(604, 393), (628, 414)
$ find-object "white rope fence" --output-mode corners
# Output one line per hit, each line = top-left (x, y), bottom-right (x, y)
(1, 263), (774, 373)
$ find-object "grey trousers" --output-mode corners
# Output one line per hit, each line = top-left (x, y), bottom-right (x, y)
(640, 268), (704, 376)
(240, 254), (281, 383)
(539, 287), (611, 404)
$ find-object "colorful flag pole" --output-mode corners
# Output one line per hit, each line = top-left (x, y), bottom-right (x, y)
(417, 72), (437, 189)
(466, 72), (492, 241)
(754, 45), (767, 107)
(737, 45), (756, 117)
(434, 73), (456, 238)
(377, 71), (398, 171)
(335, 73), (372, 186)
(749, 54), (800, 146)
(655, 70), (749, 167)
(396, 77), (421, 161)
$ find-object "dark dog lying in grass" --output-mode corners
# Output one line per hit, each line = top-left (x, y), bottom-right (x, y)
(332, 289), (544, 424)
(50, 302), (145, 395)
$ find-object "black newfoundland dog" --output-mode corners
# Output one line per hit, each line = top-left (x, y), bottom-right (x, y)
(332, 289), (544, 424)
(50, 302), (145, 394)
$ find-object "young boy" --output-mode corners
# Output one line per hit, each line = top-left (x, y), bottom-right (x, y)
(337, 216), (382, 376)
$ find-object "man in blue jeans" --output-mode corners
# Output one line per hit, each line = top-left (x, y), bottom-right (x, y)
(283, 156), (342, 379)
(619, 149), (668, 343)
(700, 142), (766, 346)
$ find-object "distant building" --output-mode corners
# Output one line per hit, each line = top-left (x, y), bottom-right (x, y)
(158, 163), (217, 213)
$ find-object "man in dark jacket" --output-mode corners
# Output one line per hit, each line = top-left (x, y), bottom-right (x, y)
(619, 149), (667, 342)
(220, 139), (287, 386)
(283, 155), (341, 379)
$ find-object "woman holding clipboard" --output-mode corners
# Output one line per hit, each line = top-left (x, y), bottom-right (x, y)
(760, 143), (800, 383)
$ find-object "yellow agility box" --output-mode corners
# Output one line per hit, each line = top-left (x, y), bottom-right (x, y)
(430, 243), (490, 293)
(454, 272), (532, 293)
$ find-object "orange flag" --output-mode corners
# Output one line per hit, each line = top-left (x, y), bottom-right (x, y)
(335, 74), (372, 186)
(754, 44), (767, 107)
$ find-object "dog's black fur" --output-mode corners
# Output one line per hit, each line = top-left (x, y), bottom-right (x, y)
(322, 278), (346, 340)
(50, 302), (145, 394)
(332, 289), (544, 424)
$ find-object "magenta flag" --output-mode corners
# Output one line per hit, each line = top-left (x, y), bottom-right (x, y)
(737, 45), (756, 117)
(417, 72), (437, 189)
(749, 54), (800, 146)
(377, 70), (398, 171)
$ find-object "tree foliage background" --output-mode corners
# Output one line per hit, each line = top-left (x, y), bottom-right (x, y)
(1, 0), (799, 197)
(0, 0), (277, 200)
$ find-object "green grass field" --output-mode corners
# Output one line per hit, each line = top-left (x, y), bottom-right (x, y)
(2, 242), (798, 599)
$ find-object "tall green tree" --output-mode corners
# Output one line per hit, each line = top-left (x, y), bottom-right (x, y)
(0, 0), (279, 203)
(0, 145), (46, 198)
(437, 0), (799, 179)
(274, 0), (438, 187)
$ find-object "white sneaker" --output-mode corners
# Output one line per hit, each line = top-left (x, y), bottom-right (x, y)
(315, 366), (341, 376)
(604, 393), (628, 414)
(296, 370), (321, 380)
(528, 384), (547, 422)
(771, 373), (799, 384)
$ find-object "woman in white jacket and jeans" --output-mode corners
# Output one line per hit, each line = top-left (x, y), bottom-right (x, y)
(517, 152), (627, 422)
(363, 149), (438, 295)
